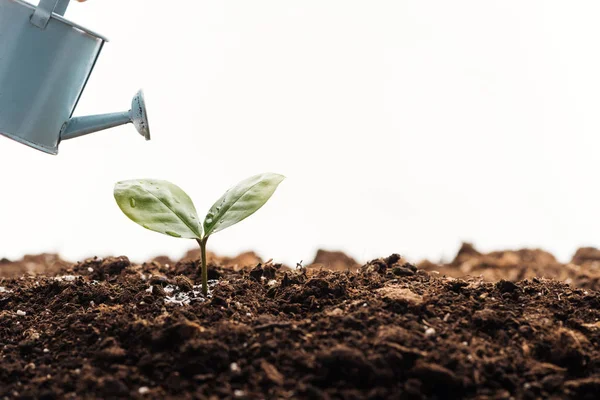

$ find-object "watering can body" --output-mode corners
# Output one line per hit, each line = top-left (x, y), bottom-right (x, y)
(0, 0), (150, 155)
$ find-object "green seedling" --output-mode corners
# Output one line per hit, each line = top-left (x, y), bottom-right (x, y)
(114, 173), (285, 296)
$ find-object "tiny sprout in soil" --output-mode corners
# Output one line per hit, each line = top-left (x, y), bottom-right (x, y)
(114, 173), (285, 296)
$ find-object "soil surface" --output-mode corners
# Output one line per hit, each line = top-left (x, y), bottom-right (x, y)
(419, 243), (600, 292)
(1, 248), (600, 399)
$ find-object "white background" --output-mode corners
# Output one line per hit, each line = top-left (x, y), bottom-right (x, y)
(1, 0), (599, 265)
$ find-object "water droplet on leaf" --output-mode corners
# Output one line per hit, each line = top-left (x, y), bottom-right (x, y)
(166, 231), (182, 238)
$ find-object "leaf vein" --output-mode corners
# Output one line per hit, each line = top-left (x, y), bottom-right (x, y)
(144, 187), (201, 238)
(205, 183), (260, 235)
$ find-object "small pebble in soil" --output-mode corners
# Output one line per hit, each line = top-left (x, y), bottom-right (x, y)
(43, 348), (49, 353)
(173, 276), (193, 292)
(424, 327), (436, 337)
(16, 310), (26, 316)
(57, 275), (77, 282)
(138, 387), (150, 395)
(327, 308), (344, 317)
(87, 267), (94, 273)
(234, 390), (245, 398)
(0, 287), (11, 293)
(230, 363), (241, 373)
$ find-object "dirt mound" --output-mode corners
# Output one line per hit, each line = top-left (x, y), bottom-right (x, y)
(0, 251), (599, 398)
(0, 251), (265, 279)
(571, 247), (600, 268)
(0, 254), (70, 278)
(419, 243), (600, 291)
(308, 249), (361, 271)
(180, 249), (263, 270)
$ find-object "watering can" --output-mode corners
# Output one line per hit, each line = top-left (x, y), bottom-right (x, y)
(0, 0), (150, 155)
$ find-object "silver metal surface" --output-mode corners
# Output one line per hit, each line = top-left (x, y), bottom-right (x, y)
(61, 91), (151, 141)
(131, 90), (151, 141)
(0, 0), (149, 154)
(61, 112), (131, 140)
(31, 0), (68, 29)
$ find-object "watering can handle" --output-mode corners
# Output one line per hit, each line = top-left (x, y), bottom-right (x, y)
(31, 0), (70, 29)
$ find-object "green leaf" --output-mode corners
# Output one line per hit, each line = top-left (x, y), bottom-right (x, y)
(203, 173), (285, 237)
(114, 179), (202, 239)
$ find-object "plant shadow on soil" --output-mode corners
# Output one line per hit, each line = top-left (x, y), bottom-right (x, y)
(0, 245), (600, 399)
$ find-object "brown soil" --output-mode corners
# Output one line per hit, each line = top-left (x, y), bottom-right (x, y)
(419, 243), (600, 291)
(0, 248), (599, 399)
(308, 250), (361, 271)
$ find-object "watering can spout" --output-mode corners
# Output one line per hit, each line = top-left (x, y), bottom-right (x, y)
(60, 90), (151, 142)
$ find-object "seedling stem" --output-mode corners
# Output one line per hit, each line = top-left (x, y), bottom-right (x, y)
(197, 237), (209, 296)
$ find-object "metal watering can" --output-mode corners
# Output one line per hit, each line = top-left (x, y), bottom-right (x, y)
(0, 0), (150, 155)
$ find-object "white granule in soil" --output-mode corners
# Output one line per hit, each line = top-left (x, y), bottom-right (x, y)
(230, 362), (241, 373)
(163, 280), (219, 306)
(54, 275), (78, 282)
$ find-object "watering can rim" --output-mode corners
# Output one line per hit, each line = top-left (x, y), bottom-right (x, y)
(13, 0), (109, 42)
